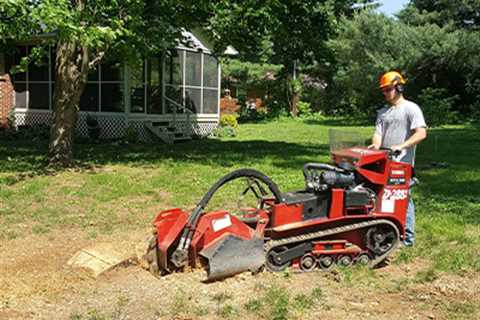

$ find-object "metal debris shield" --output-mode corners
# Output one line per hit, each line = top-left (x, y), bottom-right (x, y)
(199, 234), (265, 281)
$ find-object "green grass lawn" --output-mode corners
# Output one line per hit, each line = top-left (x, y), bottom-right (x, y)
(0, 117), (479, 274)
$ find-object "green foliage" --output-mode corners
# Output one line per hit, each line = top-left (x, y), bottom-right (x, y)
(417, 87), (459, 126)
(220, 114), (239, 128)
(297, 101), (312, 117)
(213, 114), (239, 138)
(414, 267), (438, 283)
(323, 8), (480, 121)
(85, 114), (99, 127)
(5, 124), (50, 141)
(212, 126), (237, 138)
(244, 298), (263, 313)
(222, 59), (282, 86)
(218, 304), (238, 318)
(399, 0), (480, 30)
(7, 106), (16, 128)
(264, 286), (290, 320)
(213, 1), (369, 115)
(123, 124), (139, 143)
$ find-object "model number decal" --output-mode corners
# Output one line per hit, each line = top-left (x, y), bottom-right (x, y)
(382, 189), (408, 200)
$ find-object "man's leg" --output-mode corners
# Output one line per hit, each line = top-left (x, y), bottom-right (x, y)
(404, 188), (415, 246)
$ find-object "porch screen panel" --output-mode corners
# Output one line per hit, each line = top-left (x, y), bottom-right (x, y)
(101, 83), (124, 112)
(100, 61), (124, 112)
(28, 51), (50, 110)
(80, 68), (99, 111)
(130, 60), (145, 113)
(29, 84), (49, 109)
(165, 50), (183, 85)
(202, 89), (218, 114)
(13, 83), (27, 108)
(185, 51), (201, 86)
(147, 57), (163, 114)
(185, 88), (201, 113)
(101, 62), (123, 81)
(80, 83), (99, 111)
(29, 57), (50, 82)
(165, 85), (182, 113)
(164, 50), (183, 113)
(6, 46), (27, 81)
(203, 54), (218, 88)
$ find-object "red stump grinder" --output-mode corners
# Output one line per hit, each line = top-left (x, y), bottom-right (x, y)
(141, 146), (412, 281)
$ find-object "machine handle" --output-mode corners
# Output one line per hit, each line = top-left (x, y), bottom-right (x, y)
(379, 147), (402, 160)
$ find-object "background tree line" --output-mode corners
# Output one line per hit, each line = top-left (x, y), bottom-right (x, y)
(224, 0), (480, 126)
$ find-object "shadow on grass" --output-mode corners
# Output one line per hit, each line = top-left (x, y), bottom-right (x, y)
(1, 125), (478, 223)
(0, 138), (330, 176)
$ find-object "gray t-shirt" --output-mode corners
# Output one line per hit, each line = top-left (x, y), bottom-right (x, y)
(375, 99), (427, 166)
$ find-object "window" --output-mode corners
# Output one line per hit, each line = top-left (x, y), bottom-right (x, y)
(6, 46), (52, 110)
(130, 60), (146, 113)
(147, 57), (163, 114)
(79, 60), (125, 112)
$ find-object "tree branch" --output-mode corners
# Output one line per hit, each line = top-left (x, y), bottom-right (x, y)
(88, 51), (105, 69)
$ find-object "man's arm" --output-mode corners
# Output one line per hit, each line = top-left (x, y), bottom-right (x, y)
(391, 127), (427, 151)
(369, 133), (382, 149)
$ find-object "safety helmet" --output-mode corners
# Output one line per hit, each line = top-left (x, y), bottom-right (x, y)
(379, 71), (406, 89)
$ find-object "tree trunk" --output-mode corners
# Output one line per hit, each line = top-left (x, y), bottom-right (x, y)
(290, 90), (299, 117)
(48, 40), (89, 167)
(287, 74), (299, 117)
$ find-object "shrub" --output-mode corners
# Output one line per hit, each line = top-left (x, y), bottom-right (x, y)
(297, 101), (312, 117)
(220, 114), (238, 128)
(7, 106), (16, 128)
(212, 125), (236, 138)
(417, 87), (459, 127)
(14, 124), (50, 140)
(85, 114), (99, 127)
(123, 124), (139, 143)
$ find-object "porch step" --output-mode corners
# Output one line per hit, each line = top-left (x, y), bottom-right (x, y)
(145, 121), (192, 144)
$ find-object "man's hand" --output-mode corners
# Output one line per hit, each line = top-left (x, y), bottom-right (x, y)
(367, 144), (379, 150)
(390, 144), (404, 152)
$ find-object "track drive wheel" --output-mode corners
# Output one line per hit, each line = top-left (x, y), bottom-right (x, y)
(266, 246), (291, 272)
(355, 253), (370, 266)
(300, 254), (317, 272)
(337, 255), (353, 267)
(366, 225), (398, 256)
(318, 255), (335, 271)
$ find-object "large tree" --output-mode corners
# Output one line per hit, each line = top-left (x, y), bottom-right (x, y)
(0, 0), (210, 166)
(210, 0), (371, 116)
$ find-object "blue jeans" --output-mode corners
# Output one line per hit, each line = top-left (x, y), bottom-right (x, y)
(404, 182), (415, 246)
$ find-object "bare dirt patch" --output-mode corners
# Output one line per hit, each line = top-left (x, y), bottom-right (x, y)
(0, 230), (478, 320)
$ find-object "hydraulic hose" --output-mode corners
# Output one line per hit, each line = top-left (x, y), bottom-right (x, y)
(170, 168), (283, 268)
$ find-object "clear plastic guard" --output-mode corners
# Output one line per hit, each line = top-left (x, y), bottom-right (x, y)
(328, 128), (366, 152)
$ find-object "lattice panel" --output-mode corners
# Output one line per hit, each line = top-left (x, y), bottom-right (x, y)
(15, 111), (52, 127)
(191, 121), (218, 137)
(77, 114), (127, 139)
(14, 110), (218, 142)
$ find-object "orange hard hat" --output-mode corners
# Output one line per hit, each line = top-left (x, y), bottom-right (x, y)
(379, 71), (406, 89)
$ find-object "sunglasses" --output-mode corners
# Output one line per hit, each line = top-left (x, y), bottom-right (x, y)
(381, 86), (395, 93)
